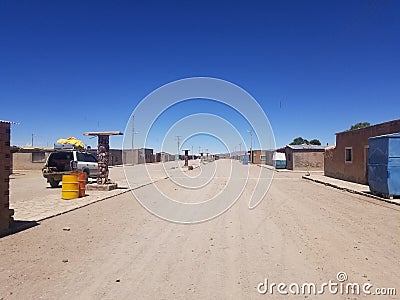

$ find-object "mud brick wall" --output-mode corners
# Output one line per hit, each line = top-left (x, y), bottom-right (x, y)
(0, 121), (14, 233)
(325, 119), (400, 184)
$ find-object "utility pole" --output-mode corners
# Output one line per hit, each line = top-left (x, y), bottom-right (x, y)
(176, 136), (182, 158)
(191, 145), (194, 159)
(131, 116), (139, 165)
(248, 130), (253, 163)
(31, 133), (34, 147)
(239, 142), (242, 160)
(132, 116), (135, 165)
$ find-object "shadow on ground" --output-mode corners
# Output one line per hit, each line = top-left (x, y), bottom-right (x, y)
(0, 220), (39, 238)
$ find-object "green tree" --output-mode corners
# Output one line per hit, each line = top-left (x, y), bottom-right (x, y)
(290, 137), (307, 145)
(290, 137), (322, 146)
(309, 139), (321, 145)
(350, 122), (370, 130)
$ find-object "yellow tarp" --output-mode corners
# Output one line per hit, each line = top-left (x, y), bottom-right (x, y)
(57, 137), (85, 149)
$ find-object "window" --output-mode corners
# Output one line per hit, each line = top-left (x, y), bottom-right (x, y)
(345, 147), (352, 163)
(32, 152), (45, 163)
(260, 155), (266, 161)
(84, 153), (97, 162)
(77, 152), (85, 162)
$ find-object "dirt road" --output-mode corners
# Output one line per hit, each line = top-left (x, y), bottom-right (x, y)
(0, 160), (399, 299)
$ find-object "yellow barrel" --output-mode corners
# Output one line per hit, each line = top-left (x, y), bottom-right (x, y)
(62, 174), (79, 200)
(71, 172), (86, 197)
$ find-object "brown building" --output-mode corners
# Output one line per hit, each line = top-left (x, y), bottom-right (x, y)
(0, 121), (14, 234)
(285, 145), (325, 171)
(123, 148), (154, 165)
(251, 150), (267, 164)
(325, 119), (400, 184)
(12, 147), (53, 171)
(155, 152), (175, 163)
(12, 147), (123, 171)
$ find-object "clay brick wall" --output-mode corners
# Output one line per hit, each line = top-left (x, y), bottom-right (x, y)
(0, 121), (14, 234)
(324, 119), (400, 184)
(285, 147), (324, 171)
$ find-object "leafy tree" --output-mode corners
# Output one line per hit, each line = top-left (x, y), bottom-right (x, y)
(290, 137), (307, 145)
(309, 139), (321, 145)
(350, 122), (370, 130)
(290, 137), (321, 146)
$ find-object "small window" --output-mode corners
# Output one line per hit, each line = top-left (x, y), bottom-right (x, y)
(345, 147), (352, 163)
(260, 155), (266, 161)
(32, 152), (45, 163)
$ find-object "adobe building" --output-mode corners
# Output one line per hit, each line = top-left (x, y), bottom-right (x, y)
(123, 148), (154, 165)
(285, 145), (325, 171)
(155, 152), (175, 163)
(325, 119), (400, 184)
(12, 147), (123, 171)
(0, 121), (14, 234)
(12, 147), (53, 171)
(252, 150), (267, 164)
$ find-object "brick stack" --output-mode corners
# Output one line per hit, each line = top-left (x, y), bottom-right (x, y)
(0, 121), (14, 234)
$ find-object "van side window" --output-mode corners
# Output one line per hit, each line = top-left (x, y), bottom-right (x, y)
(77, 152), (85, 161)
(84, 153), (97, 162)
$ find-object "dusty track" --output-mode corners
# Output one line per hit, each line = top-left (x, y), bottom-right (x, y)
(0, 160), (398, 299)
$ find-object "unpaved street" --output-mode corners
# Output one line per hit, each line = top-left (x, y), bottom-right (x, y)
(0, 160), (399, 299)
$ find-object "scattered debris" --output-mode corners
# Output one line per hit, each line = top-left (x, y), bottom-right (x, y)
(62, 259), (69, 263)
(62, 227), (71, 231)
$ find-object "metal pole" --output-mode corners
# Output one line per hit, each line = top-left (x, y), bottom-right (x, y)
(31, 133), (34, 147)
(248, 130), (253, 163)
(132, 116), (134, 165)
(176, 136), (181, 160)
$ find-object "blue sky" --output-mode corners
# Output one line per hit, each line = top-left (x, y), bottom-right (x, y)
(1, 1), (399, 152)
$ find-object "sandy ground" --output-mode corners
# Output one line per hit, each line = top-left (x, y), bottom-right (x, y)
(0, 160), (399, 299)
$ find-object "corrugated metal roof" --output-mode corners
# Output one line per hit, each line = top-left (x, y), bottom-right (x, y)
(369, 132), (400, 140)
(286, 145), (326, 150)
(0, 120), (19, 124)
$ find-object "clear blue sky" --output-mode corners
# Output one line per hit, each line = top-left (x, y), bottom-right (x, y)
(1, 0), (399, 151)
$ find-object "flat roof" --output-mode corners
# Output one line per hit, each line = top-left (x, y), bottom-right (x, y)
(369, 132), (400, 140)
(84, 131), (123, 136)
(335, 119), (400, 135)
(286, 145), (326, 150)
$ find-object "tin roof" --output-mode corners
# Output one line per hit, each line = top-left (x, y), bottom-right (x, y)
(84, 131), (123, 136)
(286, 145), (326, 150)
(369, 132), (400, 140)
(335, 119), (400, 135)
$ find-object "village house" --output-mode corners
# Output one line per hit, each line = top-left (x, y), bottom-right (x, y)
(284, 145), (325, 171)
(324, 119), (400, 184)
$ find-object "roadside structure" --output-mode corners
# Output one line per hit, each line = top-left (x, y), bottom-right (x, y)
(0, 121), (14, 234)
(155, 152), (175, 163)
(84, 131), (123, 185)
(12, 147), (53, 171)
(285, 145), (325, 171)
(11, 147), (123, 171)
(252, 150), (267, 164)
(123, 148), (154, 165)
(325, 119), (400, 184)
